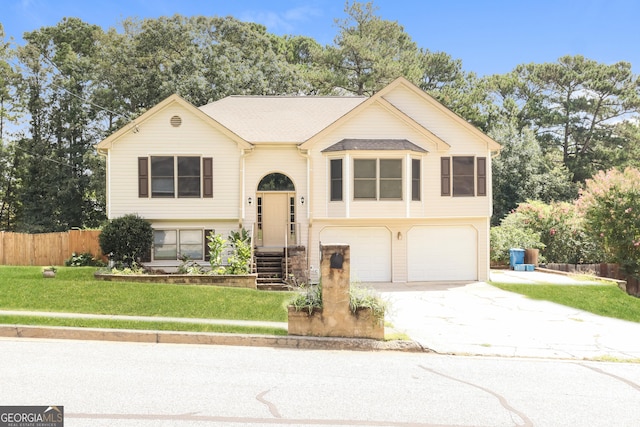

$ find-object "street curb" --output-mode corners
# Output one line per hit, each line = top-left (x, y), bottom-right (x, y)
(0, 325), (427, 353)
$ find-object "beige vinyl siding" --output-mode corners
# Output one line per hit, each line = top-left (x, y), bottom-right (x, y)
(310, 99), (491, 219)
(382, 85), (489, 152)
(107, 103), (241, 220)
(311, 103), (434, 219)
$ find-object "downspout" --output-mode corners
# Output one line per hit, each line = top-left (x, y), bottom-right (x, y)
(297, 147), (312, 274)
(97, 148), (110, 219)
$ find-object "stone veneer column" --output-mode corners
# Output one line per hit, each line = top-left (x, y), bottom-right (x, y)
(320, 244), (350, 330)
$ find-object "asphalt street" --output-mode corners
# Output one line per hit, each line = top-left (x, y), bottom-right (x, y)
(2, 338), (640, 426)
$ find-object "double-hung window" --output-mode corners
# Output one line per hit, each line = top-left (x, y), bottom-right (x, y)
(330, 159), (343, 201)
(139, 156), (213, 198)
(153, 229), (205, 260)
(411, 158), (421, 201)
(354, 158), (402, 200)
(441, 156), (486, 197)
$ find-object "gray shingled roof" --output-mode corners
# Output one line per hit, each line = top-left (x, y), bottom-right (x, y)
(199, 96), (367, 143)
(322, 139), (428, 153)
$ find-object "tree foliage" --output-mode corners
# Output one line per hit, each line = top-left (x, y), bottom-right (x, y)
(486, 56), (640, 184)
(313, 1), (421, 95)
(490, 123), (577, 222)
(0, 2), (639, 233)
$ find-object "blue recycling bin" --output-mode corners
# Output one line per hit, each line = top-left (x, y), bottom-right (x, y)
(509, 248), (525, 269)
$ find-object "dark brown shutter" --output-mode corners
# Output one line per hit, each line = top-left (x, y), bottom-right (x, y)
(441, 157), (451, 196)
(477, 157), (487, 197)
(138, 157), (149, 198)
(204, 229), (214, 261)
(202, 157), (213, 198)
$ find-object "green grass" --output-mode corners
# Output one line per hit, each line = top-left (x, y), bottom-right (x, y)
(0, 266), (294, 323)
(0, 315), (288, 335)
(491, 282), (640, 323)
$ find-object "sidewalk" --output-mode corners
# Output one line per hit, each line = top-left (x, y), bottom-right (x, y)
(0, 309), (420, 352)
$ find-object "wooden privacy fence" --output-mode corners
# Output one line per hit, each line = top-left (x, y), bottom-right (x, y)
(0, 230), (104, 266)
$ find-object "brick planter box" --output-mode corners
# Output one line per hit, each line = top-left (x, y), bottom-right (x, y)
(287, 306), (384, 340)
(94, 273), (257, 289)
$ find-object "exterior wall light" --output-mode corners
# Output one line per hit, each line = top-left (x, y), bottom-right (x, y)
(248, 197), (252, 205)
(300, 196), (305, 205)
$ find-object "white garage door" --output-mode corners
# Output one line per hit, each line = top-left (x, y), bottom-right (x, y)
(319, 227), (391, 282)
(408, 226), (477, 281)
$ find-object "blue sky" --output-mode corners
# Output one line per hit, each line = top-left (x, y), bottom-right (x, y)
(3, 0), (638, 77)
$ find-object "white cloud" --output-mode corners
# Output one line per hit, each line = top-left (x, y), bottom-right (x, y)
(241, 5), (323, 34)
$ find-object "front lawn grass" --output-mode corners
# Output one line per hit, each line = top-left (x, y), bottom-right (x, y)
(491, 282), (640, 323)
(0, 315), (288, 335)
(0, 266), (294, 322)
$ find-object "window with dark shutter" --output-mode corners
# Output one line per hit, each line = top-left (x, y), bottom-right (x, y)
(202, 157), (213, 198)
(138, 157), (149, 198)
(177, 156), (201, 197)
(151, 156), (175, 197)
(452, 156), (475, 197)
(477, 157), (487, 197)
(441, 157), (450, 196)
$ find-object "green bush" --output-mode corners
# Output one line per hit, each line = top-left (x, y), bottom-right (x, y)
(99, 214), (152, 268)
(490, 212), (545, 264)
(65, 252), (106, 267)
(226, 229), (252, 274)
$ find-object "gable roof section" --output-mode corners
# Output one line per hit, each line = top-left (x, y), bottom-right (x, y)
(95, 94), (251, 151)
(301, 77), (501, 152)
(382, 77), (502, 151)
(198, 96), (366, 143)
(322, 139), (428, 153)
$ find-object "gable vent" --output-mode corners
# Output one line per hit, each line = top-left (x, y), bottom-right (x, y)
(170, 115), (182, 127)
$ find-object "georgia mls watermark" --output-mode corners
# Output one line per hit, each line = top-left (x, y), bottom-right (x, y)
(0, 406), (63, 427)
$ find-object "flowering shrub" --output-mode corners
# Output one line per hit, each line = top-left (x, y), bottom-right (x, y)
(515, 200), (602, 264)
(577, 167), (640, 276)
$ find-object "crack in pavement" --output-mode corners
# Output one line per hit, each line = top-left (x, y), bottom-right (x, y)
(419, 365), (534, 427)
(576, 363), (640, 392)
(257, 389), (282, 418)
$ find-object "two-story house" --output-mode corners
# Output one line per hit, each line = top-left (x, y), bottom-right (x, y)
(96, 77), (500, 283)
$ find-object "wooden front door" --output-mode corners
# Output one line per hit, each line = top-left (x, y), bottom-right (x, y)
(262, 193), (289, 247)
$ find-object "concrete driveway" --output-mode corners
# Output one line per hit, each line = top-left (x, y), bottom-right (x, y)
(370, 270), (640, 360)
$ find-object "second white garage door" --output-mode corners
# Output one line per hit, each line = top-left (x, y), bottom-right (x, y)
(408, 226), (477, 281)
(319, 227), (391, 282)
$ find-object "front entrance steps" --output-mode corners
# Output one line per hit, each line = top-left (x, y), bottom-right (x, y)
(254, 250), (288, 291)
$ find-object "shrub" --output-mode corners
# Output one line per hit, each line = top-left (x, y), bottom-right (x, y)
(490, 212), (545, 264)
(206, 233), (226, 274)
(65, 252), (106, 267)
(177, 255), (204, 275)
(516, 201), (603, 264)
(289, 283), (322, 314)
(226, 229), (252, 274)
(99, 214), (152, 268)
(348, 285), (387, 321)
(577, 167), (640, 276)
